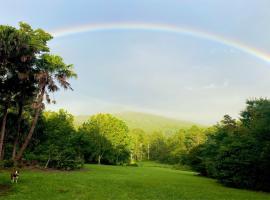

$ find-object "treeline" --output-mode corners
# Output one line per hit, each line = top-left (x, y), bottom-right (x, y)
(142, 99), (270, 192)
(130, 98), (270, 192)
(0, 107), (206, 170)
(1, 110), (132, 169)
(2, 110), (81, 169)
(129, 126), (207, 164)
(187, 99), (270, 192)
(1, 110), (131, 169)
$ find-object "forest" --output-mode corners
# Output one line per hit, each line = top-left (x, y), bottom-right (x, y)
(0, 22), (270, 199)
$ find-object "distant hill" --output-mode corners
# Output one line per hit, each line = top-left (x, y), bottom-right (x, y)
(74, 111), (202, 135)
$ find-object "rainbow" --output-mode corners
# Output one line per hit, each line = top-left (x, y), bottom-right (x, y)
(51, 23), (270, 63)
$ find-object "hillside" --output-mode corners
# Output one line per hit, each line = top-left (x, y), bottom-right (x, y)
(74, 111), (201, 134)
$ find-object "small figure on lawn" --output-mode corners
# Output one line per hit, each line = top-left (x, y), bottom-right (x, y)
(10, 169), (20, 183)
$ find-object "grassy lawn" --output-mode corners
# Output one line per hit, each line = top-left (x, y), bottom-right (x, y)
(0, 162), (270, 200)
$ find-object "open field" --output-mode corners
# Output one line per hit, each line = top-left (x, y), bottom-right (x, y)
(0, 162), (269, 200)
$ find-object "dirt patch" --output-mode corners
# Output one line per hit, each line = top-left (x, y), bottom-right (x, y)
(1, 166), (89, 174)
(57, 188), (69, 193)
(23, 166), (90, 173)
(0, 184), (12, 196)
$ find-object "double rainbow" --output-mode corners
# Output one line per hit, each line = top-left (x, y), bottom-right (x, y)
(51, 23), (270, 63)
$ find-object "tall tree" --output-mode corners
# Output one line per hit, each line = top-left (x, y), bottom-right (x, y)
(0, 22), (77, 161)
(0, 22), (53, 160)
(15, 54), (76, 161)
(129, 128), (147, 161)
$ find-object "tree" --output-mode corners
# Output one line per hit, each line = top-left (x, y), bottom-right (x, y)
(148, 131), (168, 162)
(15, 54), (76, 161)
(0, 23), (48, 160)
(184, 126), (206, 152)
(27, 110), (82, 169)
(129, 128), (147, 161)
(78, 114), (131, 165)
(79, 120), (111, 164)
(166, 131), (186, 164)
(11, 75), (38, 160)
(0, 25), (21, 159)
(0, 22), (77, 164)
(187, 98), (270, 191)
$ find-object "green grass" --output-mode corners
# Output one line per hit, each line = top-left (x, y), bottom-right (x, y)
(0, 163), (269, 200)
(75, 111), (202, 134)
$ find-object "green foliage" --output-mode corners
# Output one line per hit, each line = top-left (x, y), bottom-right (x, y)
(149, 131), (169, 162)
(0, 22), (52, 105)
(74, 113), (205, 166)
(0, 22), (77, 162)
(148, 126), (206, 164)
(129, 128), (148, 161)
(187, 98), (270, 192)
(78, 114), (131, 165)
(23, 110), (83, 169)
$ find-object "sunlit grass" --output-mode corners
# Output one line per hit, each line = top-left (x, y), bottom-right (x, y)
(0, 163), (269, 200)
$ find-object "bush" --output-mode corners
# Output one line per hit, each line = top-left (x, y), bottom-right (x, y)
(0, 160), (14, 168)
(186, 145), (208, 176)
(56, 159), (84, 170)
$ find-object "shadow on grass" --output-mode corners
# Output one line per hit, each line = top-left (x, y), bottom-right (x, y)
(0, 184), (12, 197)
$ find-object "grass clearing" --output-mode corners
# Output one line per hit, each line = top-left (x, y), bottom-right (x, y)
(0, 163), (269, 200)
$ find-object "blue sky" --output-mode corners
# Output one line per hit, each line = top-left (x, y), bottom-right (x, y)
(1, 0), (270, 124)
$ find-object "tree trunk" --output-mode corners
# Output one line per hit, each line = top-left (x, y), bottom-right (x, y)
(1, 144), (5, 160)
(0, 106), (8, 160)
(98, 155), (101, 164)
(15, 87), (45, 161)
(147, 143), (150, 160)
(130, 152), (133, 163)
(116, 154), (119, 165)
(45, 154), (50, 168)
(12, 103), (23, 160)
(15, 106), (41, 161)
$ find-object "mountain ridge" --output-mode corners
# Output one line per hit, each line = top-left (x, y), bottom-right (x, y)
(74, 111), (203, 134)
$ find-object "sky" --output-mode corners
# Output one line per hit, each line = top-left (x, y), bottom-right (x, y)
(1, 0), (270, 124)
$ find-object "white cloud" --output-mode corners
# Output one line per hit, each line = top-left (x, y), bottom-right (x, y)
(203, 80), (229, 90)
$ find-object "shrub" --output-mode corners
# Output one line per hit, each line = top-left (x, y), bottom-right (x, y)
(56, 159), (84, 170)
(0, 160), (14, 168)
